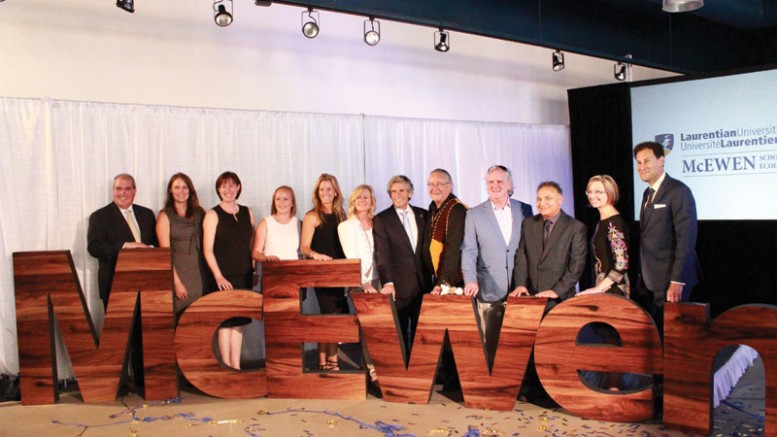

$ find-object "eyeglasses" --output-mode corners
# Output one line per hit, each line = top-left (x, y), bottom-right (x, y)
(427, 182), (451, 188)
(585, 190), (606, 196)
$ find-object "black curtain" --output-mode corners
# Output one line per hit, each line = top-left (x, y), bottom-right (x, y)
(568, 83), (635, 291)
(568, 83), (777, 316)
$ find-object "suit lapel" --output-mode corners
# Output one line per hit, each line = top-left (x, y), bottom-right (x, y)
(639, 187), (649, 230)
(111, 203), (135, 242)
(483, 202), (508, 248)
(541, 213), (567, 261)
(412, 207), (425, 255)
(388, 207), (415, 253)
(507, 200), (522, 249)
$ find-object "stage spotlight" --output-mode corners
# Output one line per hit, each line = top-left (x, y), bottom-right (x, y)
(613, 54), (632, 82)
(116, 0), (134, 13)
(302, 8), (320, 38)
(213, 0), (233, 27)
(434, 28), (450, 52)
(552, 50), (565, 72)
(663, 0), (704, 13)
(364, 17), (381, 46)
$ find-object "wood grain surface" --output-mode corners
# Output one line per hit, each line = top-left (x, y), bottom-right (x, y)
(262, 260), (364, 399)
(534, 294), (663, 422)
(175, 290), (266, 398)
(664, 303), (777, 436)
(14, 249), (177, 404)
(352, 294), (547, 410)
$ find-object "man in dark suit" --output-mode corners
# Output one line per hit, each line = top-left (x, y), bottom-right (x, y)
(461, 165), (533, 364)
(422, 168), (467, 292)
(511, 181), (587, 312)
(87, 173), (157, 394)
(373, 175), (431, 359)
(88, 173), (158, 309)
(633, 141), (698, 326)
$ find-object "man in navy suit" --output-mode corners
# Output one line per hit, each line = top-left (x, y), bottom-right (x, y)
(373, 175), (431, 359)
(88, 173), (158, 309)
(461, 165), (532, 364)
(511, 181), (587, 312)
(634, 141), (699, 327)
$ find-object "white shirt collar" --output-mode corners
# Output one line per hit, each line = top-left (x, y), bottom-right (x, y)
(490, 198), (511, 211)
(650, 172), (667, 193)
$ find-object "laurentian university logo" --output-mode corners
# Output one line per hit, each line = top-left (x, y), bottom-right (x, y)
(655, 133), (674, 156)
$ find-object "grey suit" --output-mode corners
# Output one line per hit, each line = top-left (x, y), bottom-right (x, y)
(461, 198), (533, 302)
(638, 173), (698, 306)
(461, 198), (532, 365)
(513, 210), (587, 311)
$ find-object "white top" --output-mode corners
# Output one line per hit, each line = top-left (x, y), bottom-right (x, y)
(263, 215), (300, 260)
(491, 199), (513, 245)
(338, 217), (378, 285)
(394, 206), (418, 250)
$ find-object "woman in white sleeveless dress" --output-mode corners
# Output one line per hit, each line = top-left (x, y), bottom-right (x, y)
(252, 185), (300, 264)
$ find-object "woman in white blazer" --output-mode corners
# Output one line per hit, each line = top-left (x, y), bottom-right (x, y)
(338, 184), (380, 293)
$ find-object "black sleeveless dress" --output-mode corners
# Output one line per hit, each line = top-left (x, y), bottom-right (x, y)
(213, 204), (254, 326)
(311, 212), (349, 314)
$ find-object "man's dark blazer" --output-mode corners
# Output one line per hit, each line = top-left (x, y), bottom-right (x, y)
(513, 210), (587, 308)
(87, 202), (157, 306)
(421, 193), (467, 288)
(639, 173), (698, 303)
(373, 205), (431, 309)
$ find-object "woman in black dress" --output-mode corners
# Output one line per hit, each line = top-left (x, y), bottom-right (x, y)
(579, 174), (630, 296)
(300, 173), (346, 371)
(203, 171), (255, 370)
(579, 174), (632, 390)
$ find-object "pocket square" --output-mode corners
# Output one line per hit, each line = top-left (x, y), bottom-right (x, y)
(653, 204), (666, 209)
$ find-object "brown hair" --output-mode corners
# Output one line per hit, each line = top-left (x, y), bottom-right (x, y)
(164, 172), (205, 218)
(215, 171), (242, 200)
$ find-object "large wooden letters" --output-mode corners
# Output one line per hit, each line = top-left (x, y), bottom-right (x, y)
(534, 294), (663, 422)
(13, 251), (776, 435)
(352, 294), (546, 410)
(262, 260), (364, 399)
(664, 303), (777, 436)
(14, 249), (176, 404)
(175, 290), (265, 398)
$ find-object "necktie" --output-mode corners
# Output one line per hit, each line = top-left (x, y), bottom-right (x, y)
(125, 210), (141, 243)
(647, 187), (656, 206)
(543, 219), (552, 249)
(402, 210), (415, 251)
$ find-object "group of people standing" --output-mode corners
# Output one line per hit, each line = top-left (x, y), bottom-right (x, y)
(86, 140), (698, 398)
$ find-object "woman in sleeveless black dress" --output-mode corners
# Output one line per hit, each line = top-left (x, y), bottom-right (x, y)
(203, 172), (255, 370)
(300, 174), (347, 371)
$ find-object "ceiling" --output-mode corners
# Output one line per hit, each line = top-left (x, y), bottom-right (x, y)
(270, 0), (777, 74)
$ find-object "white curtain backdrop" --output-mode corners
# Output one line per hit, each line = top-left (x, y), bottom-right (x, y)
(363, 116), (573, 212)
(0, 97), (570, 376)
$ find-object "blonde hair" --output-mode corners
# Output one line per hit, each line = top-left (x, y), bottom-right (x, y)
(587, 174), (620, 205)
(271, 185), (297, 216)
(347, 185), (376, 219)
(311, 173), (345, 224)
